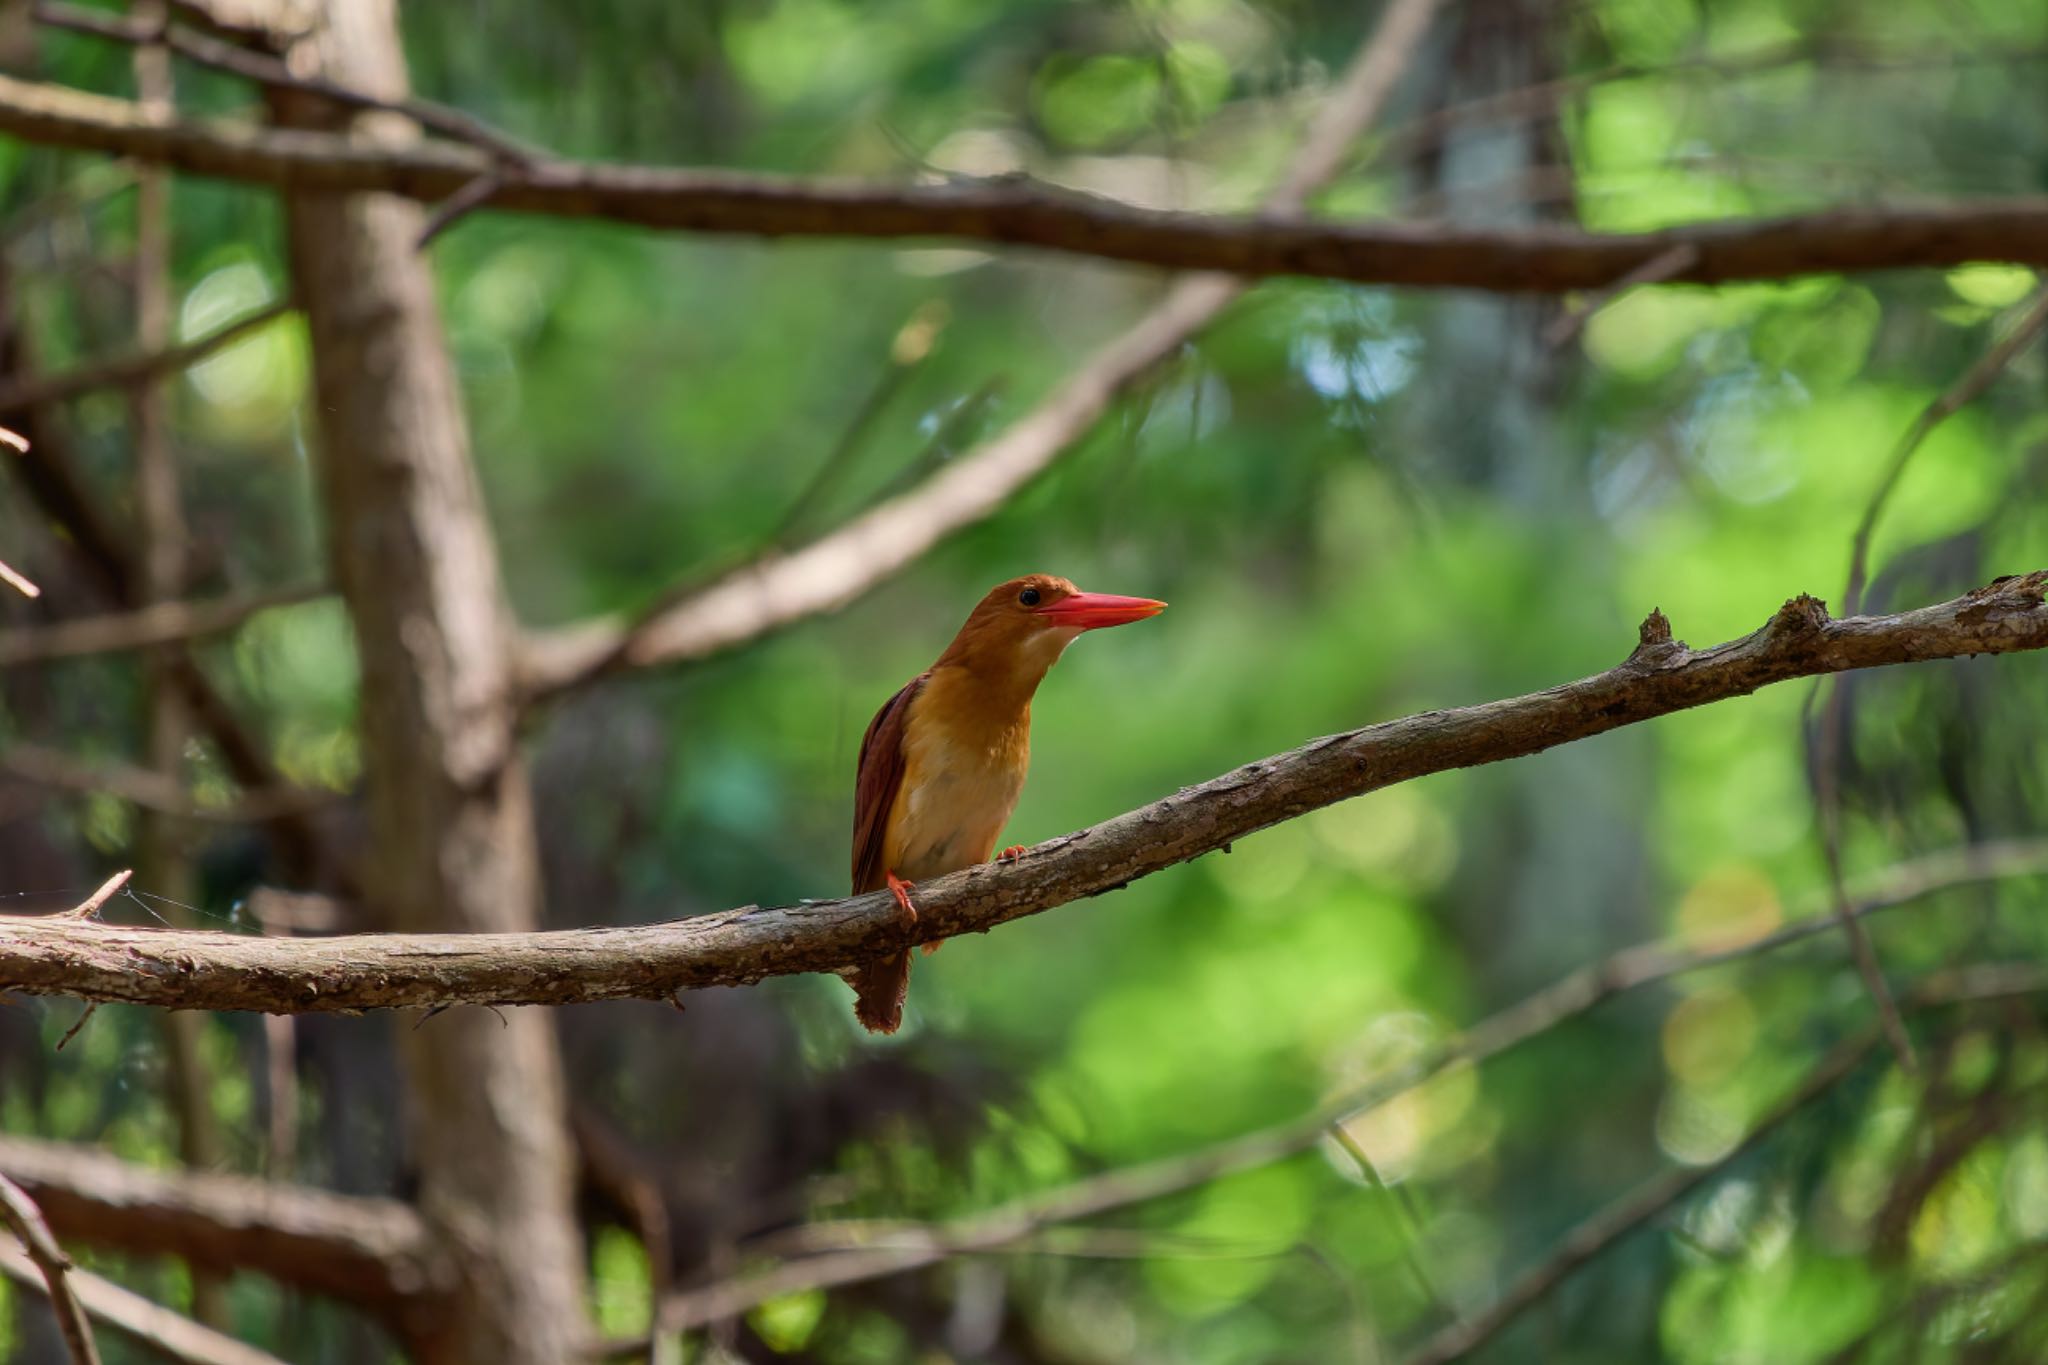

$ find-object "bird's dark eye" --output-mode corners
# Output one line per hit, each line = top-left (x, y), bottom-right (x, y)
(1019, 587), (1042, 607)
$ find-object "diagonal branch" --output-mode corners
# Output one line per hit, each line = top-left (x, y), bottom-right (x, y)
(2, 73), (2048, 294)
(1816, 282), (2048, 1072)
(519, 0), (1445, 698)
(0, 583), (326, 665)
(32, 1), (542, 165)
(0, 1241), (293, 1365)
(616, 855), (2048, 1345)
(0, 299), (292, 415)
(0, 573), (2044, 1015)
(0, 742), (340, 822)
(1401, 963), (2048, 1365)
(1399, 1029), (1885, 1365)
(0, 1174), (101, 1365)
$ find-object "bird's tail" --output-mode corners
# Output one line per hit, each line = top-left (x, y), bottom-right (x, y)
(850, 950), (911, 1034)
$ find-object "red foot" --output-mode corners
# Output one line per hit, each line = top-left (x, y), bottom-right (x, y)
(998, 845), (1027, 863)
(885, 871), (917, 925)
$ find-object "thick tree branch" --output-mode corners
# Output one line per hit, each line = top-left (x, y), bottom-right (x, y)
(0, 1241), (293, 1365)
(0, 574), (2043, 1014)
(1, 74), (2047, 292)
(0, 1135), (450, 1316)
(0, 583), (324, 664)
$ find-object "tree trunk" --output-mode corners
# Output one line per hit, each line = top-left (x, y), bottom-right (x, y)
(267, 3), (586, 1361)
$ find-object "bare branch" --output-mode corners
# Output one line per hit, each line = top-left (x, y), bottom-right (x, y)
(0, 1174), (102, 1365)
(32, 1), (542, 164)
(1401, 1030), (1884, 1365)
(0, 583), (325, 665)
(620, 843), (2048, 1341)
(61, 870), (134, 922)
(2, 74), (2047, 293)
(0, 1240), (293, 1365)
(0, 1135), (450, 1315)
(1403, 964), (2048, 1365)
(0, 557), (40, 598)
(0, 743), (338, 822)
(0, 299), (292, 415)
(0, 574), (2044, 1015)
(1817, 282), (2048, 1072)
(1845, 283), (2048, 617)
(520, 0), (1446, 696)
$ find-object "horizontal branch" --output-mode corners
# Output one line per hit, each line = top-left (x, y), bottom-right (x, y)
(0, 1135), (448, 1314)
(0, 299), (292, 415)
(1, 573), (2044, 1015)
(1, 74), (2047, 292)
(0, 1241), (290, 1365)
(0, 583), (325, 665)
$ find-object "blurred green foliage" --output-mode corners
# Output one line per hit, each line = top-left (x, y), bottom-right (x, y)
(4, 0), (2048, 1361)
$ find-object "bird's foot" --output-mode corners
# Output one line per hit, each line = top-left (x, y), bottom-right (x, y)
(886, 871), (917, 927)
(998, 845), (1027, 864)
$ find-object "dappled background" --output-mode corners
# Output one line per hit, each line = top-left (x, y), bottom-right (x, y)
(4, 0), (2048, 1361)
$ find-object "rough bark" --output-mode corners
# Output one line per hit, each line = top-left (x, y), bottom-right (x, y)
(0, 73), (2046, 292)
(4, 574), (2043, 1014)
(265, 3), (585, 1361)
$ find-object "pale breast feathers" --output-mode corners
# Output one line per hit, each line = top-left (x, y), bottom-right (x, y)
(882, 670), (1030, 882)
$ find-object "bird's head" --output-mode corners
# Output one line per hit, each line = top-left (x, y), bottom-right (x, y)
(936, 573), (1166, 682)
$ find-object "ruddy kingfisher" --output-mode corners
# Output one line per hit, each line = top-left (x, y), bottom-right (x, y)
(848, 574), (1166, 1032)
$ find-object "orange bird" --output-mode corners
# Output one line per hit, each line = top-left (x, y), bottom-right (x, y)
(848, 574), (1166, 1033)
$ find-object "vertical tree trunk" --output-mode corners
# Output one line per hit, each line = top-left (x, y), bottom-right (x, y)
(267, 4), (586, 1361)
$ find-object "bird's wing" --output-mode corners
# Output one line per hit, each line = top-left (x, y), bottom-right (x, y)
(852, 672), (927, 893)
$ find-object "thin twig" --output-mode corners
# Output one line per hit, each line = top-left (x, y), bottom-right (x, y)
(414, 170), (504, 248)
(0, 298), (292, 413)
(0, 1238), (290, 1365)
(1403, 965), (2048, 1365)
(31, 1), (542, 165)
(1815, 281), (2048, 1075)
(1327, 1123), (1452, 1325)
(0, 558), (40, 597)
(761, 301), (947, 549)
(1399, 1030), (1884, 1365)
(1844, 283), (2048, 616)
(0, 744), (335, 822)
(0, 1174), (101, 1365)
(1363, 39), (2048, 174)
(0, 583), (325, 665)
(54, 1003), (96, 1051)
(59, 871), (134, 921)
(1543, 244), (1699, 348)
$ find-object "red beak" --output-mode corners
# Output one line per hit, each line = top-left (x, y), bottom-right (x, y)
(1034, 591), (1168, 629)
